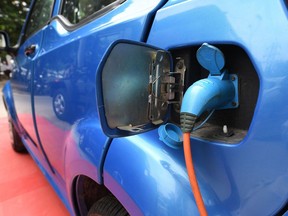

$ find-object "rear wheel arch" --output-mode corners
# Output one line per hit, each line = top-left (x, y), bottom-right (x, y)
(73, 175), (129, 216)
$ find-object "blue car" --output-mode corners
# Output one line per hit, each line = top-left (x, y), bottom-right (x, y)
(1, 0), (288, 215)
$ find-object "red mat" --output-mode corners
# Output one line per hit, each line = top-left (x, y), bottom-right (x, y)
(0, 117), (69, 216)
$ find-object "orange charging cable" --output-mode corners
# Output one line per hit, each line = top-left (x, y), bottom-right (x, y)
(183, 132), (208, 216)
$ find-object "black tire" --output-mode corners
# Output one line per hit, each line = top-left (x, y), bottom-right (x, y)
(4, 70), (11, 78)
(52, 88), (72, 121)
(8, 118), (27, 153)
(87, 195), (129, 216)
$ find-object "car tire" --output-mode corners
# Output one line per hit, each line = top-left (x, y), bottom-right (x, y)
(4, 70), (11, 79)
(87, 195), (129, 216)
(8, 118), (27, 153)
(52, 88), (71, 121)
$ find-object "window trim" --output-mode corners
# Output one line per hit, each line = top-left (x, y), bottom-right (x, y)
(56, 0), (126, 31)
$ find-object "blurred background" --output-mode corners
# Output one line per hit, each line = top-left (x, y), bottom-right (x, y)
(0, 0), (31, 45)
(0, 0), (31, 81)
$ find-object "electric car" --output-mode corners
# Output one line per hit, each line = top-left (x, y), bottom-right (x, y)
(1, 0), (288, 215)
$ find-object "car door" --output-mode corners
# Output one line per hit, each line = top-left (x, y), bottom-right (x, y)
(11, 0), (55, 160)
(32, 0), (168, 180)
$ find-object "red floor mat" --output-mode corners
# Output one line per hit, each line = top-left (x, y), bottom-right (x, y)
(0, 117), (70, 216)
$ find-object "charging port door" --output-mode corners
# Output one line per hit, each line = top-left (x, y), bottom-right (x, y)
(96, 40), (179, 137)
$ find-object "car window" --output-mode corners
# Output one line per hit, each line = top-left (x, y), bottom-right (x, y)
(61, 0), (117, 24)
(24, 0), (54, 40)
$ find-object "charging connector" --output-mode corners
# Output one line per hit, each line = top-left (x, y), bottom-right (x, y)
(180, 43), (239, 216)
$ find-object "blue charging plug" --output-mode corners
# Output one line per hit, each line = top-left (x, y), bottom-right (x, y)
(180, 43), (238, 132)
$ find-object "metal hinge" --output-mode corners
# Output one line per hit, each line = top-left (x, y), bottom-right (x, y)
(148, 51), (185, 123)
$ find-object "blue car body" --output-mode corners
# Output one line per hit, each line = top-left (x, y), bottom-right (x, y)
(2, 0), (288, 215)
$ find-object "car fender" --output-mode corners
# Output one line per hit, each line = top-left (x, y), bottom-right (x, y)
(103, 129), (230, 215)
(63, 117), (110, 209)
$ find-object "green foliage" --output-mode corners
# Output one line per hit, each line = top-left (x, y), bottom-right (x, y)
(0, 0), (31, 46)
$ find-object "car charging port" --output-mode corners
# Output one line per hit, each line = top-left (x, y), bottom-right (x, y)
(170, 43), (260, 144)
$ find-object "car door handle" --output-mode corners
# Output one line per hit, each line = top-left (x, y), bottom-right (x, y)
(24, 44), (36, 56)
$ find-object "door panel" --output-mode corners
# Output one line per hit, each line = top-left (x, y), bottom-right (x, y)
(33, 0), (167, 179)
(11, 0), (55, 160)
(12, 29), (43, 145)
